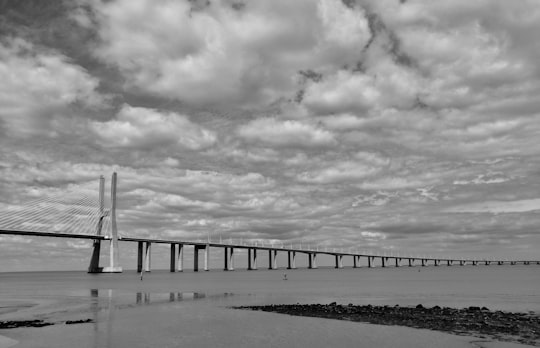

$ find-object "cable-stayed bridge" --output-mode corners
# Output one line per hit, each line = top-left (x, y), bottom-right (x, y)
(0, 173), (538, 273)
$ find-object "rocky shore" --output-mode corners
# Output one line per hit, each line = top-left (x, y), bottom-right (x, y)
(235, 303), (540, 346)
(0, 318), (93, 329)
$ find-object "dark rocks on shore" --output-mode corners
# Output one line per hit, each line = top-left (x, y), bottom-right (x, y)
(234, 303), (540, 346)
(0, 318), (94, 328)
(0, 319), (53, 329)
(65, 318), (93, 325)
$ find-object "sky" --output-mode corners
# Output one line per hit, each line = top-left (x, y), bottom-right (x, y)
(1, 0), (539, 271)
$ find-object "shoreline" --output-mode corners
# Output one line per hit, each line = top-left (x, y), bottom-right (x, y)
(235, 303), (540, 347)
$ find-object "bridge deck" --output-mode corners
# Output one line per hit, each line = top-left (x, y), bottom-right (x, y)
(1, 229), (538, 264)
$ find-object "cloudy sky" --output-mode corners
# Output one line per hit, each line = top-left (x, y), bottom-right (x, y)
(1, 0), (539, 271)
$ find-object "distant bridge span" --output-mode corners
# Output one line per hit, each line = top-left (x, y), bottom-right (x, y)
(1, 173), (538, 273)
(1, 228), (538, 273)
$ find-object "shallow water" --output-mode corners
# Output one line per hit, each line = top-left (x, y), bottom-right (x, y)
(0, 265), (538, 347)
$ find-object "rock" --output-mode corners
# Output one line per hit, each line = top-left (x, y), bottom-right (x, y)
(416, 304), (424, 309)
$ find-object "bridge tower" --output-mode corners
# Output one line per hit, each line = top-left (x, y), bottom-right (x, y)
(88, 173), (123, 273)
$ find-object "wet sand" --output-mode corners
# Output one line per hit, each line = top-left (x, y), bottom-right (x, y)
(236, 303), (540, 346)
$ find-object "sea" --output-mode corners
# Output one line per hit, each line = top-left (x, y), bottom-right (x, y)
(0, 265), (538, 348)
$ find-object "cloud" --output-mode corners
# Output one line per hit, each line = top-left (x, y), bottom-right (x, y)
(318, 113), (368, 131)
(237, 118), (336, 148)
(0, 37), (104, 136)
(453, 173), (511, 185)
(297, 152), (389, 184)
(446, 199), (540, 214)
(91, 104), (216, 150)
(85, 0), (371, 108)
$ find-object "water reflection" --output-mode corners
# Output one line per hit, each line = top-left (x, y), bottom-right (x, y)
(87, 289), (232, 348)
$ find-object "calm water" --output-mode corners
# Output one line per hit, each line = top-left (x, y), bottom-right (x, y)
(0, 265), (538, 347)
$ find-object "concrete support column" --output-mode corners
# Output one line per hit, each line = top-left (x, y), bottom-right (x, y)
(204, 245), (209, 271)
(268, 250), (273, 270)
(395, 258), (400, 267)
(248, 249), (253, 270)
(381, 257), (386, 268)
(434, 259), (439, 266)
(228, 247), (234, 271)
(353, 256), (357, 268)
(170, 244), (176, 272)
(224, 248), (229, 271)
(368, 256), (372, 268)
(421, 259), (426, 267)
(144, 242), (151, 272)
(137, 241), (144, 272)
(273, 250), (278, 270)
(88, 241), (101, 273)
(287, 251), (292, 269)
(339, 255), (343, 268)
(308, 253), (313, 269)
(292, 252), (296, 269)
(194, 246), (199, 272)
(335, 255), (339, 268)
(408, 259), (413, 267)
(177, 244), (184, 272)
(447, 260), (451, 266)
(312, 254), (318, 269)
(253, 249), (258, 270)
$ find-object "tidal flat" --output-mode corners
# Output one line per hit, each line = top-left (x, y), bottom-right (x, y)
(236, 303), (540, 346)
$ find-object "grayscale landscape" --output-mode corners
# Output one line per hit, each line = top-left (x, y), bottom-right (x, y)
(0, 1), (539, 347)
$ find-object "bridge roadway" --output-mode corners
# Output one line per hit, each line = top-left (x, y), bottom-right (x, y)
(1, 229), (539, 272)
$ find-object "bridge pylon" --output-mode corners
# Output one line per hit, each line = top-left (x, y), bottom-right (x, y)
(88, 173), (123, 273)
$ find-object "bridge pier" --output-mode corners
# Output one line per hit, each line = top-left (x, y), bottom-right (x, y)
(228, 247), (234, 271)
(136, 241), (143, 272)
(273, 250), (278, 269)
(193, 246), (199, 272)
(170, 244), (176, 272)
(268, 250), (273, 270)
(308, 253), (313, 269)
(434, 259), (439, 266)
(292, 252), (296, 269)
(421, 259), (426, 267)
(447, 260), (452, 266)
(312, 253), (317, 269)
(335, 255), (343, 268)
(395, 258), (400, 267)
(381, 257), (386, 268)
(408, 259), (413, 267)
(248, 249), (253, 270)
(177, 244), (184, 272)
(88, 241), (102, 273)
(353, 256), (357, 268)
(144, 242), (151, 272)
(204, 245), (209, 271)
(287, 251), (292, 269)
(368, 256), (372, 268)
(224, 248), (229, 271)
(253, 249), (257, 270)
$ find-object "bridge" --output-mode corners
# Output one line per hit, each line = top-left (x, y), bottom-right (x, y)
(1, 173), (538, 273)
